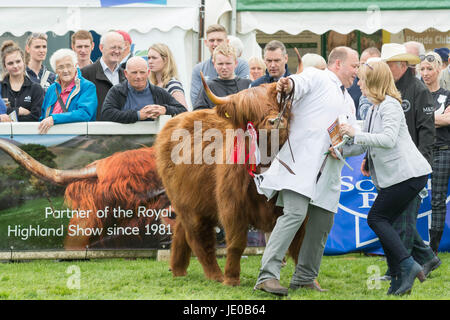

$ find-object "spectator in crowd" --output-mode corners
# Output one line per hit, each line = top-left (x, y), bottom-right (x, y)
(117, 30), (133, 70)
(340, 60), (432, 295)
(190, 24), (249, 104)
(193, 43), (251, 110)
(101, 56), (186, 123)
(254, 47), (359, 296)
(404, 41), (425, 77)
(302, 53), (327, 70)
(250, 40), (290, 87)
(248, 56), (266, 82)
(82, 31), (126, 120)
(418, 51), (450, 256)
(376, 43), (439, 282)
(147, 43), (188, 108)
(434, 47), (450, 90)
(25, 32), (56, 91)
(347, 47), (381, 120)
(38, 49), (97, 134)
(71, 30), (94, 68)
(227, 35), (244, 58)
(0, 40), (43, 122)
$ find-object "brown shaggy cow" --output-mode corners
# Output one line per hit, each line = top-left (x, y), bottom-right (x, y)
(0, 138), (172, 249)
(154, 81), (307, 286)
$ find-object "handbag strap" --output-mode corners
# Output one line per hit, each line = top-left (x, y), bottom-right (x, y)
(55, 86), (67, 113)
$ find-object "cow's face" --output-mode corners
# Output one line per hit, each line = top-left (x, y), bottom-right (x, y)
(214, 83), (289, 130)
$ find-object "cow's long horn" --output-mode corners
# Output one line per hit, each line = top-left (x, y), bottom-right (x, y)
(295, 47), (303, 74)
(200, 71), (230, 105)
(0, 138), (97, 185)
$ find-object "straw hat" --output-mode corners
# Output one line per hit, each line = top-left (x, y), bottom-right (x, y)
(380, 43), (421, 65)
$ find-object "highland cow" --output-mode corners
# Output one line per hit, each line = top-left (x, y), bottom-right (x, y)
(154, 77), (307, 286)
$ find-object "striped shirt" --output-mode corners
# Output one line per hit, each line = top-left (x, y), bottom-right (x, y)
(164, 78), (184, 96)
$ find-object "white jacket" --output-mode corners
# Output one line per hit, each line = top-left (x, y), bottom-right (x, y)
(255, 67), (356, 213)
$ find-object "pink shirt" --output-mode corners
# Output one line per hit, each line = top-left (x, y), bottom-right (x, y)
(53, 80), (75, 114)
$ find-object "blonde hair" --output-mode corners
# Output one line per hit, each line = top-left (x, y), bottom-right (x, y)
(148, 43), (179, 88)
(358, 60), (402, 105)
(25, 32), (48, 65)
(212, 43), (236, 61)
(417, 51), (442, 80)
(248, 56), (266, 71)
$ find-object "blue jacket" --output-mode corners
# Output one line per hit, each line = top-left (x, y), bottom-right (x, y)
(0, 86), (6, 114)
(40, 69), (97, 124)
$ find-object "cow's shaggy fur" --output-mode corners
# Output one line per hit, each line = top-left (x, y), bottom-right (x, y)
(155, 83), (306, 286)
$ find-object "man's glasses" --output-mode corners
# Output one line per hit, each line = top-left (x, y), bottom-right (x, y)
(419, 55), (435, 63)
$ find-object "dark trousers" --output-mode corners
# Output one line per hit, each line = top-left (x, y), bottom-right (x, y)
(392, 195), (435, 266)
(367, 175), (428, 275)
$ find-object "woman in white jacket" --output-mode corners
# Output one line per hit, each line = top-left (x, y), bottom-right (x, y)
(337, 60), (432, 296)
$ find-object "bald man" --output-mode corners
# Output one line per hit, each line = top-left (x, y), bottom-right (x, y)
(101, 56), (186, 123)
(81, 31), (127, 119)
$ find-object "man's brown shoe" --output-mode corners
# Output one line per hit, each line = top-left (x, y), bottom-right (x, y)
(254, 279), (289, 296)
(290, 279), (328, 292)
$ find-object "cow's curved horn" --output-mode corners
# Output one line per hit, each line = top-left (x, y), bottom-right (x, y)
(200, 71), (230, 105)
(0, 138), (97, 185)
(295, 47), (303, 74)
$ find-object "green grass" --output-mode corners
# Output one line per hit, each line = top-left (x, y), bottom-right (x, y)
(0, 197), (69, 250)
(0, 253), (448, 300)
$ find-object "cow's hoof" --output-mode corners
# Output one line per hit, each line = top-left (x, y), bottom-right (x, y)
(223, 278), (240, 286)
(208, 274), (224, 283)
(172, 270), (187, 277)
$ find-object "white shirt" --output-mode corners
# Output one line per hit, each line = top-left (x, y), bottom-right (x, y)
(100, 58), (120, 85)
(255, 67), (356, 213)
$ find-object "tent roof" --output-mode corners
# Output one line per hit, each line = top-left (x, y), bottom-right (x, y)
(237, 0), (450, 12)
(0, 1), (199, 36)
(237, 0), (450, 34)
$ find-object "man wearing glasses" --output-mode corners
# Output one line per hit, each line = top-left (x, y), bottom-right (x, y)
(81, 31), (126, 120)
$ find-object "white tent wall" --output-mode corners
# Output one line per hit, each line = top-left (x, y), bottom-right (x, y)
(204, 0), (263, 61)
(0, 0), (200, 108)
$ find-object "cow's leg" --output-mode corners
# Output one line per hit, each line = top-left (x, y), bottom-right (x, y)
(170, 219), (192, 277)
(184, 216), (224, 283)
(221, 212), (249, 286)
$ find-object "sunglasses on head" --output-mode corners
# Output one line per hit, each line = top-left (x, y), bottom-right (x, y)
(419, 55), (435, 63)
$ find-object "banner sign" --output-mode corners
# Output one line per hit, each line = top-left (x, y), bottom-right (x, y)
(0, 135), (448, 254)
(100, 0), (167, 6)
(0, 134), (174, 251)
(325, 154), (450, 255)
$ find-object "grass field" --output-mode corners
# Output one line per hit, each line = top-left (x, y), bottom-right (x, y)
(0, 252), (448, 300)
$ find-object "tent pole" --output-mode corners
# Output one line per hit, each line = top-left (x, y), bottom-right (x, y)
(198, 0), (206, 63)
(230, 0), (237, 36)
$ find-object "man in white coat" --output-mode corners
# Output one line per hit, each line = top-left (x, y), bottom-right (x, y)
(254, 46), (359, 296)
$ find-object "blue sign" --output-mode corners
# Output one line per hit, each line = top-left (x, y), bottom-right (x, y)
(325, 154), (450, 255)
(100, 0), (167, 7)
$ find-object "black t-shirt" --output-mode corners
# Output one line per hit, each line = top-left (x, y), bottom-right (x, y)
(431, 87), (450, 146)
(193, 77), (252, 110)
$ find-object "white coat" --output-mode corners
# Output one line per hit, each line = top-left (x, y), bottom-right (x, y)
(255, 67), (356, 213)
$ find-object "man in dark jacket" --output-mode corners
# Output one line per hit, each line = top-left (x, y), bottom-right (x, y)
(81, 31), (126, 120)
(380, 43), (440, 280)
(250, 40), (290, 87)
(101, 56), (186, 123)
(194, 43), (251, 110)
